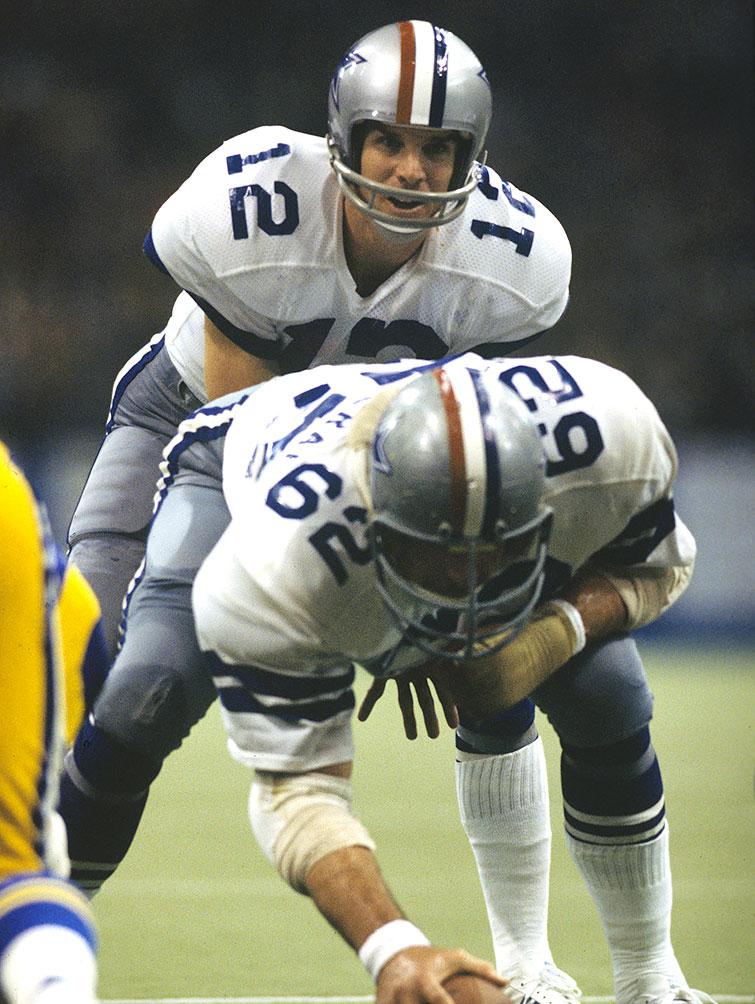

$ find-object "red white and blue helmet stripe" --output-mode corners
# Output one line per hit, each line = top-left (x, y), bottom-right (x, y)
(395, 21), (449, 129)
(432, 366), (502, 540)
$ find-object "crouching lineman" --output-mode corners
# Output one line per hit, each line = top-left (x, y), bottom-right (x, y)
(0, 443), (106, 1004)
(59, 354), (715, 1004)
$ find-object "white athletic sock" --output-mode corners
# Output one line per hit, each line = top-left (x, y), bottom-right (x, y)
(0, 925), (98, 1004)
(456, 738), (552, 976)
(566, 826), (686, 1003)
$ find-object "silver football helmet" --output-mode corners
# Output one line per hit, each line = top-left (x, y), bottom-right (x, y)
(327, 20), (492, 233)
(369, 364), (552, 663)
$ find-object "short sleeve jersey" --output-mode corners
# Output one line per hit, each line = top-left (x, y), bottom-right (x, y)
(146, 126), (572, 372)
(193, 354), (695, 681)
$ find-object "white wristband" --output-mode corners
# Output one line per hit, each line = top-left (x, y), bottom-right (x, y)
(358, 919), (430, 981)
(549, 599), (587, 654)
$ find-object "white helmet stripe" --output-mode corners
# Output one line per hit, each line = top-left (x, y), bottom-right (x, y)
(449, 368), (488, 537)
(408, 20), (439, 125)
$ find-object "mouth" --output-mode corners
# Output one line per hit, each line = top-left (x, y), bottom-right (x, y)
(386, 194), (425, 211)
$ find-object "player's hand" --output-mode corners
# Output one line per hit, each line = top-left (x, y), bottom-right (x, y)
(358, 665), (459, 739)
(376, 945), (506, 1004)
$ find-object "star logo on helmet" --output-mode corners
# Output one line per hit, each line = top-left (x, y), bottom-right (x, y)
(330, 50), (367, 111)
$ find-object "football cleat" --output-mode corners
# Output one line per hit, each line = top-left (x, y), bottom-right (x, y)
(505, 962), (583, 1004)
(617, 972), (717, 1004)
(632, 984), (717, 1004)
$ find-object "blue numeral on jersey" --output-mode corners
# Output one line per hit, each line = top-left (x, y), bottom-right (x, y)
(471, 219), (534, 256)
(498, 360), (605, 475)
(229, 181), (299, 238)
(346, 318), (449, 360)
(266, 463), (342, 518)
(546, 412), (604, 475)
(477, 168), (536, 217)
(309, 507), (371, 585)
(226, 143), (291, 174)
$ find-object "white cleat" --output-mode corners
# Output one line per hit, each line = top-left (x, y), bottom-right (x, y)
(505, 962), (583, 1004)
(621, 974), (717, 1004)
(638, 990), (717, 1004)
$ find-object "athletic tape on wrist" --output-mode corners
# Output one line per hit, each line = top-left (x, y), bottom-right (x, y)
(358, 919), (430, 981)
(547, 599), (586, 654)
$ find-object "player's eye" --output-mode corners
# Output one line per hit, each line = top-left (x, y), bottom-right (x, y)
(424, 140), (453, 160)
(377, 133), (403, 154)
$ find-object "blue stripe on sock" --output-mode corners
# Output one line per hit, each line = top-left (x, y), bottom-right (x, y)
(0, 901), (96, 953)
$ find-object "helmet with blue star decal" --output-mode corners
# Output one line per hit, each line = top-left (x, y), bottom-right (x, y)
(327, 21), (492, 234)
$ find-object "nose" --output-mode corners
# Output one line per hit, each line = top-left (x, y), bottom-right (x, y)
(395, 144), (426, 188)
(443, 555), (470, 596)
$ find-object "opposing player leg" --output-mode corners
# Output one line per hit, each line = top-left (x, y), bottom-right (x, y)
(67, 334), (202, 657)
(534, 635), (714, 1004)
(0, 875), (98, 1004)
(59, 401), (240, 894)
(0, 447), (99, 1003)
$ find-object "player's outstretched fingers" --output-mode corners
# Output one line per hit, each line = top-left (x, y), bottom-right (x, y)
(412, 675), (441, 738)
(357, 678), (386, 722)
(396, 678), (419, 740)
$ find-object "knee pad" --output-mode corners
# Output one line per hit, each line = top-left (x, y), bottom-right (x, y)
(533, 634), (653, 748)
(456, 698), (537, 754)
(93, 656), (199, 763)
(93, 588), (216, 762)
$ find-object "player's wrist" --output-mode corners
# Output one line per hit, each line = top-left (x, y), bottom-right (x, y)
(543, 599), (586, 655)
(358, 919), (430, 981)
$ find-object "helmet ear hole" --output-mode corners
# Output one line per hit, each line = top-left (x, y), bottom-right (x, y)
(348, 120), (370, 173)
(451, 134), (475, 190)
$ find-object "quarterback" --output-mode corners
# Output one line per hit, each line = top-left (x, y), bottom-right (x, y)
(67, 20), (571, 655)
(0, 443), (104, 1004)
(60, 354), (713, 1004)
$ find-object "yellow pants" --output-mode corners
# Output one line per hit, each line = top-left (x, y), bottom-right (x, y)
(0, 442), (100, 880)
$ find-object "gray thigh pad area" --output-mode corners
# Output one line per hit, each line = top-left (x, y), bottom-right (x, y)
(93, 464), (230, 760)
(532, 635), (654, 748)
(68, 346), (202, 542)
(68, 424), (171, 540)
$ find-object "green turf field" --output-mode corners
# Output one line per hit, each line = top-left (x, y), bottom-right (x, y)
(94, 646), (754, 1002)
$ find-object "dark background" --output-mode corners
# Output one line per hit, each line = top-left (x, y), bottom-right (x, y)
(1, 0), (752, 451)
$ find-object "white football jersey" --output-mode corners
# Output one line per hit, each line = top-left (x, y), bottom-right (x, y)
(190, 354), (695, 771)
(146, 126), (571, 388)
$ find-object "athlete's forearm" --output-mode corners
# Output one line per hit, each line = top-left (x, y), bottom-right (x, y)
(558, 565), (629, 641)
(453, 569), (628, 722)
(305, 845), (405, 950)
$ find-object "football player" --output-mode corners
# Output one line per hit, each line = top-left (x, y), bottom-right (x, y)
(60, 354), (714, 1004)
(67, 20), (571, 657)
(0, 443), (105, 1004)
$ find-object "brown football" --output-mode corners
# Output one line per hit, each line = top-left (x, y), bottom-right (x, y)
(444, 973), (510, 1004)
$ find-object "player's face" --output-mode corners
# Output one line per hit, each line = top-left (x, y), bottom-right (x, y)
(358, 123), (458, 222)
(381, 531), (508, 600)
